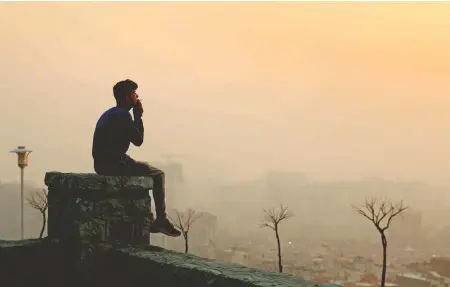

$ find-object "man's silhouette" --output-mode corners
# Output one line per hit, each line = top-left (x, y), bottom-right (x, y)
(92, 79), (181, 237)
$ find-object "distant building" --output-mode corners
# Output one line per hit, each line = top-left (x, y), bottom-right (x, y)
(265, 170), (309, 190)
(214, 180), (268, 228)
(430, 257), (450, 277)
(189, 211), (218, 247)
(265, 171), (309, 202)
(356, 284), (397, 287)
(229, 249), (249, 266)
(396, 273), (431, 287)
(356, 283), (377, 287)
(312, 276), (332, 284)
(389, 210), (423, 245)
(153, 161), (184, 186)
(360, 273), (379, 285)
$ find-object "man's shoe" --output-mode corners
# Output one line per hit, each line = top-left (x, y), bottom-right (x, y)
(152, 218), (182, 237)
(150, 223), (161, 234)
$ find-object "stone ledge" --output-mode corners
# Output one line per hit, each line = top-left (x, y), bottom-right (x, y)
(0, 240), (342, 287)
(44, 171), (153, 192)
(0, 239), (43, 260)
(0, 239), (41, 249)
(46, 171), (153, 246)
(96, 244), (341, 287)
(0, 239), (66, 286)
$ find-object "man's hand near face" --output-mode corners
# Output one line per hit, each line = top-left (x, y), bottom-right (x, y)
(133, 99), (144, 118)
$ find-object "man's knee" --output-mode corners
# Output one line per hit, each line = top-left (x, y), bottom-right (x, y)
(135, 161), (164, 177)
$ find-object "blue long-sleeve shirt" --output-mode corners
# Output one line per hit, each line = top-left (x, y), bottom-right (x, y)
(92, 107), (144, 164)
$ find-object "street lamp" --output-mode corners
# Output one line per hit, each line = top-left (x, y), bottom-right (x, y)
(10, 146), (32, 240)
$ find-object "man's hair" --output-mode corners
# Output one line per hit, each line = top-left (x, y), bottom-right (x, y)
(113, 79), (138, 104)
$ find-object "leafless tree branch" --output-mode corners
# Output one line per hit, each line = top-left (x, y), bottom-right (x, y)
(26, 189), (48, 239)
(353, 197), (407, 287)
(169, 208), (202, 234)
(27, 189), (48, 213)
(260, 204), (294, 273)
(168, 208), (203, 254)
(260, 204), (294, 231)
(353, 197), (407, 232)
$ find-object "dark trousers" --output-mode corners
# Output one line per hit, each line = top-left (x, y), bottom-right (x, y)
(94, 156), (166, 219)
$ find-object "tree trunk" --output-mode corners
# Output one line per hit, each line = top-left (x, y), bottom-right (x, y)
(184, 232), (189, 253)
(39, 211), (46, 239)
(275, 228), (283, 273)
(380, 233), (387, 287)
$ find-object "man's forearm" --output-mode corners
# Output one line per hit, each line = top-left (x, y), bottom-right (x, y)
(134, 115), (144, 134)
(128, 114), (144, 146)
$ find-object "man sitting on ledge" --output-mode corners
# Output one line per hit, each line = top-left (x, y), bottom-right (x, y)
(92, 79), (181, 237)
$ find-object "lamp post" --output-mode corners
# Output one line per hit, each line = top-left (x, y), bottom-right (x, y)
(10, 146), (32, 240)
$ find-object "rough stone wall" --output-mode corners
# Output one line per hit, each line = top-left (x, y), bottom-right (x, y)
(44, 172), (154, 269)
(0, 239), (66, 286)
(94, 244), (342, 287)
(0, 239), (340, 287)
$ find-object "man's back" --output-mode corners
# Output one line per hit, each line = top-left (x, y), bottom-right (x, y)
(92, 107), (144, 164)
(92, 79), (181, 237)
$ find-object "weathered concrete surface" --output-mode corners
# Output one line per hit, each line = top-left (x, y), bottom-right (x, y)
(0, 239), (68, 286)
(0, 239), (109, 287)
(0, 238), (42, 258)
(93, 244), (341, 287)
(45, 171), (153, 194)
(45, 172), (153, 245)
(0, 239), (341, 287)
(45, 172), (154, 273)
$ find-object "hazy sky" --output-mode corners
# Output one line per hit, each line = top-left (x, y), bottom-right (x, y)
(1, 2), (450, 186)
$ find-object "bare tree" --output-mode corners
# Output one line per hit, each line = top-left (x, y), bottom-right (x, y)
(169, 209), (202, 253)
(353, 198), (407, 287)
(260, 204), (294, 273)
(27, 188), (48, 239)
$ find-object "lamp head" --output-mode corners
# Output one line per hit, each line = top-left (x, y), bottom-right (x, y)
(10, 146), (32, 168)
